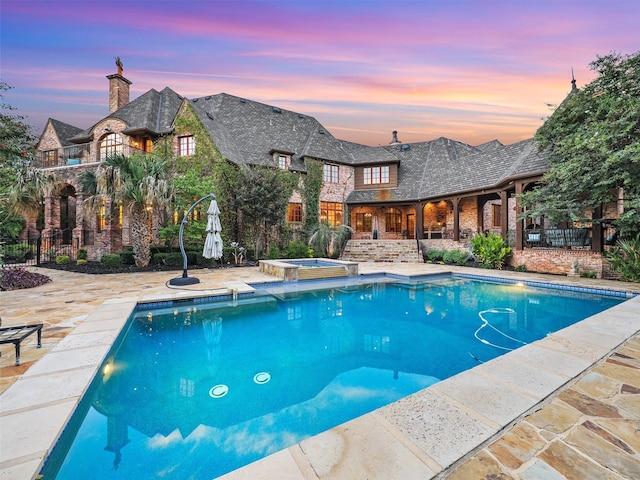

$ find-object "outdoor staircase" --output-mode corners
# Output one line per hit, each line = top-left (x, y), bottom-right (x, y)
(340, 240), (424, 263)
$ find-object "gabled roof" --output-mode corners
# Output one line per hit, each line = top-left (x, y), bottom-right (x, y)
(68, 87), (184, 143)
(43, 118), (84, 147)
(111, 87), (183, 136)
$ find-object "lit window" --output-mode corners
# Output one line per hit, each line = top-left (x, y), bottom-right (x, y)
(43, 150), (58, 167)
(96, 199), (107, 232)
(323, 164), (339, 183)
(320, 201), (342, 227)
(99, 133), (123, 160)
(287, 203), (302, 222)
(363, 166), (389, 185)
(385, 208), (402, 233)
(179, 136), (195, 156)
(277, 154), (290, 169)
(355, 212), (372, 232)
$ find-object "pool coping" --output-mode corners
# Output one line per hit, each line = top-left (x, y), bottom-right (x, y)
(1, 271), (639, 480)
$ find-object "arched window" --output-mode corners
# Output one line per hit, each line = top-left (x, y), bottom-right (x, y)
(385, 208), (402, 233)
(99, 133), (123, 160)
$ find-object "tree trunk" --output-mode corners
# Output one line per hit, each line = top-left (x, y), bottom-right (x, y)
(130, 203), (151, 267)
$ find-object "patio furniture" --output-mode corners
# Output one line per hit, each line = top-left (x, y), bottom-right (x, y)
(545, 228), (590, 248)
(0, 323), (43, 366)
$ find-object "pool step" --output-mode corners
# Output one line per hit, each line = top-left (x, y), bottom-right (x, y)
(297, 266), (348, 280)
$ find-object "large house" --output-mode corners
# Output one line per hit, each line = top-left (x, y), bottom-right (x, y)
(30, 63), (618, 275)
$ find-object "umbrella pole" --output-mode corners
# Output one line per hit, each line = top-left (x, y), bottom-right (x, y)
(169, 193), (215, 286)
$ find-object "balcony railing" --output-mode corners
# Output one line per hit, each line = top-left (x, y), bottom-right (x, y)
(33, 142), (147, 169)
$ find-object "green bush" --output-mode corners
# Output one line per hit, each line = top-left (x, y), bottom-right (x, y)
(165, 252), (184, 266)
(606, 233), (640, 282)
(442, 249), (470, 266)
(471, 232), (512, 269)
(117, 250), (135, 265)
(267, 245), (282, 259)
(100, 254), (121, 268)
(77, 259), (88, 266)
(580, 269), (597, 278)
(150, 245), (170, 255)
(425, 249), (445, 262)
(286, 240), (313, 259)
(152, 252), (168, 265)
(55, 255), (71, 265)
(1, 243), (32, 263)
(514, 264), (528, 272)
(77, 248), (88, 260)
(186, 251), (199, 265)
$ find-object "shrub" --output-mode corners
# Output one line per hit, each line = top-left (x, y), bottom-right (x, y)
(425, 249), (445, 262)
(442, 249), (470, 266)
(0, 266), (51, 291)
(605, 233), (640, 282)
(514, 264), (528, 272)
(580, 269), (597, 278)
(0, 243), (31, 263)
(267, 245), (282, 260)
(117, 250), (135, 265)
(77, 259), (88, 266)
(165, 252), (184, 266)
(186, 251), (199, 265)
(286, 240), (313, 259)
(55, 255), (71, 265)
(152, 252), (168, 265)
(100, 254), (122, 268)
(471, 232), (512, 269)
(77, 248), (88, 260)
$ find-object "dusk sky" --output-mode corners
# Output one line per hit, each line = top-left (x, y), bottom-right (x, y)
(2, 0), (638, 146)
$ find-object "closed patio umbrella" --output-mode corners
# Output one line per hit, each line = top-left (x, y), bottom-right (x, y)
(203, 199), (223, 259)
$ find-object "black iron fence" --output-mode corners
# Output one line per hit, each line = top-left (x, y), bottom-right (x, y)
(1, 229), (80, 266)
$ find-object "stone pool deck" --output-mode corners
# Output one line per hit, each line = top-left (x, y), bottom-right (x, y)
(1, 264), (639, 479)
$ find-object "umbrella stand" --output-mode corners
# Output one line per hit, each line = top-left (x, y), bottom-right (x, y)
(169, 193), (215, 286)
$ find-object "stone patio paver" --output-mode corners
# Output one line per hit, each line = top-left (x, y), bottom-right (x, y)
(1, 263), (639, 480)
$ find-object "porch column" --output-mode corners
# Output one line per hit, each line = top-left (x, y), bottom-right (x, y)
(415, 202), (425, 239)
(73, 192), (84, 248)
(452, 197), (460, 241)
(477, 197), (484, 234)
(515, 182), (524, 250)
(592, 205), (603, 253)
(500, 190), (508, 239)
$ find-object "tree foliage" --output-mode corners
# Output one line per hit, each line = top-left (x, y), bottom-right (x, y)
(520, 52), (640, 236)
(79, 153), (172, 267)
(230, 165), (296, 258)
(0, 81), (36, 239)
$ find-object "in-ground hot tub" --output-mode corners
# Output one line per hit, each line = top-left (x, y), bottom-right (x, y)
(259, 258), (358, 281)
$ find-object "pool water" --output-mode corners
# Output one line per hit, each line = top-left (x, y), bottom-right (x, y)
(40, 276), (624, 479)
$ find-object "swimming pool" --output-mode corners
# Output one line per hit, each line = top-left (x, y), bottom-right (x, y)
(39, 275), (625, 479)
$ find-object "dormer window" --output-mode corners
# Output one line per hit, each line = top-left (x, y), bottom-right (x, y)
(179, 136), (195, 156)
(277, 154), (290, 170)
(363, 166), (389, 185)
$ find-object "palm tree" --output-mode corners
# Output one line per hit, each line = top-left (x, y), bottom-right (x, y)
(80, 153), (172, 267)
(8, 167), (61, 231)
(309, 222), (353, 258)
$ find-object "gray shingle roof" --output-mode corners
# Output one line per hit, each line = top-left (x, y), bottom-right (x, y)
(47, 119), (84, 146)
(54, 83), (550, 206)
(347, 137), (548, 205)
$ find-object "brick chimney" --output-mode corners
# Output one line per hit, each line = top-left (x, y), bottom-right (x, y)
(106, 57), (132, 113)
(389, 130), (401, 145)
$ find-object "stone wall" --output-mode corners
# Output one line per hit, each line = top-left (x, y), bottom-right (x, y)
(510, 249), (611, 278)
(341, 240), (423, 263)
